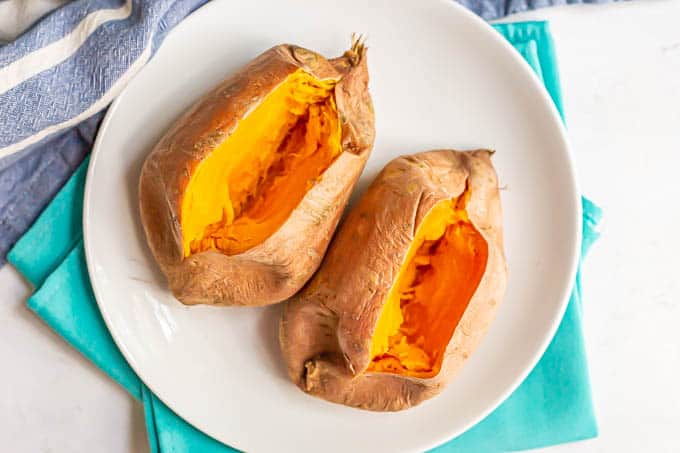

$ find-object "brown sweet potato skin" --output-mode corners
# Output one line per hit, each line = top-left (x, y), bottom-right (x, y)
(139, 43), (374, 306)
(280, 150), (507, 411)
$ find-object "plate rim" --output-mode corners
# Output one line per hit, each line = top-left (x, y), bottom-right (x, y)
(83, 0), (583, 450)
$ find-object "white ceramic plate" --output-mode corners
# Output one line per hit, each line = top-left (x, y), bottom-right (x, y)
(84, 0), (581, 451)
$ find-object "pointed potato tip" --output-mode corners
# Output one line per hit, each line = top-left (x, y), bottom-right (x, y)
(346, 33), (368, 65)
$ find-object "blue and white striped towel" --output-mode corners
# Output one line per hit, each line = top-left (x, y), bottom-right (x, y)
(0, 0), (618, 264)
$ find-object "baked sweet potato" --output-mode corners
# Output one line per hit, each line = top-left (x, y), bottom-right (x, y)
(139, 37), (374, 306)
(280, 150), (507, 411)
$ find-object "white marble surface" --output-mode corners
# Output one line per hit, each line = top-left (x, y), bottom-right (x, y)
(1, 1), (680, 451)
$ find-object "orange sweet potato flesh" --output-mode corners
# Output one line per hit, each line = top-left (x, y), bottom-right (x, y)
(368, 193), (489, 378)
(280, 150), (507, 411)
(139, 39), (374, 306)
(180, 72), (341, 257)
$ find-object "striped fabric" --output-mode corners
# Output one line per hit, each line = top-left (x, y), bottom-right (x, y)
(0, 0), (619, 264)
(0, 0), (208, 161)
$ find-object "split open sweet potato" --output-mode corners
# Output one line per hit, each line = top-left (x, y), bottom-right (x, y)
(139, 38), (374, 306)
(280, 150), (507, 411)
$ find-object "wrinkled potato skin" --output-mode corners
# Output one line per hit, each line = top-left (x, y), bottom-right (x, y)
(139, 43), (374, 306)
(280, 150), (507, 411)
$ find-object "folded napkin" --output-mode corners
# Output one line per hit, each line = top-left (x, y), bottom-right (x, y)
(8, 21), (601, 453)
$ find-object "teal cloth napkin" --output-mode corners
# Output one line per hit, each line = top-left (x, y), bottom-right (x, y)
(8, 21), (600, 453)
